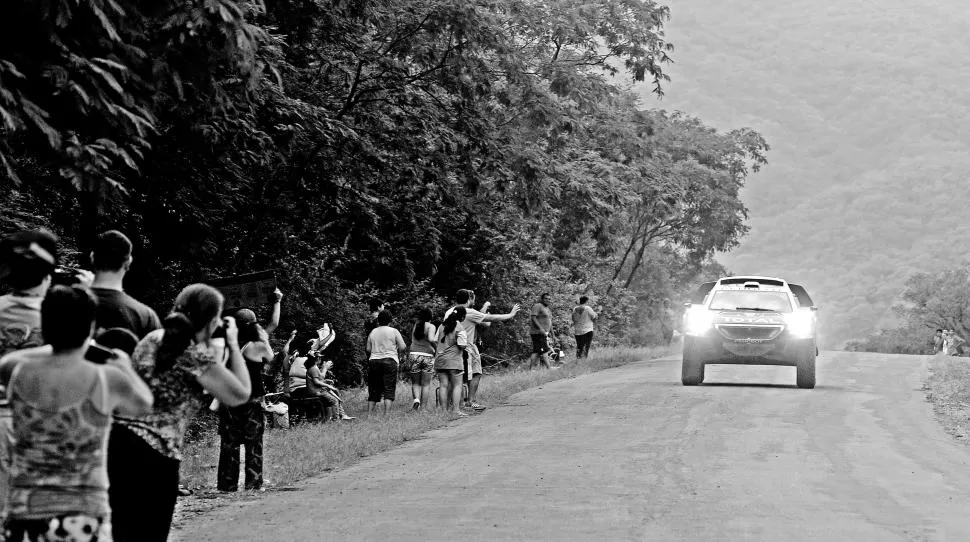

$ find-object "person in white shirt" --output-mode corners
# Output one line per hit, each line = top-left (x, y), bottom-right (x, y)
(364, 310), (407, 414)
(571, 296), (598, 359)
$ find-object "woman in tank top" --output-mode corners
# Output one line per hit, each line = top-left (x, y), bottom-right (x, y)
(0, 286), (153, 542)
(216, 309), (273, 492)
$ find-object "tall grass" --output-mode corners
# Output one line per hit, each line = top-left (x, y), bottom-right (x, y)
(179, 345), (673, 490)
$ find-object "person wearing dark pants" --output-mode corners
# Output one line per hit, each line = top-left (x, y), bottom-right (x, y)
(365, 310), (406, 415)
(571, 296), (598, 359)
(217, 402), (265, 491)
(108, 424), (181, 541)
(216, 309), (273, 492)
(108, 284), (252, 542)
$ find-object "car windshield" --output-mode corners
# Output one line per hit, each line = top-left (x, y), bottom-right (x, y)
(709, 291), (793, 313)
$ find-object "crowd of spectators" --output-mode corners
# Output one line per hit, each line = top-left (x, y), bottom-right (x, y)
(0, 227), (606, 542)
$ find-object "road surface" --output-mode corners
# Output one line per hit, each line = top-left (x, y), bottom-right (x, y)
(173, 351), (970, 541)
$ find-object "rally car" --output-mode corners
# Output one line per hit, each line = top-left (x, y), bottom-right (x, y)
(680, 276), (818, 388)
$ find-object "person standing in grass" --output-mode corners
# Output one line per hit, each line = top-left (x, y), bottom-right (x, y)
(407, 308), (437, 410)
(571, 296), (598, 359)
(365, 310), (407, 415)
(529, 293), (553, 370)
(444, 290), (520, 411)
(434, 307), (467, 416)
(216, 309), (273, 492)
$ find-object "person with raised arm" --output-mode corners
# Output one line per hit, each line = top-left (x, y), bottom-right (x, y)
(107, 284), (251, 542)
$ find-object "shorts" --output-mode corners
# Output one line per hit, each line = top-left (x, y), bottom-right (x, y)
(464, 344), (483, 376)
(367, 357), (398, 402)
(5, 514), (109, 542)
(407, 353), (435, 375)
(531, 333), (550, 355)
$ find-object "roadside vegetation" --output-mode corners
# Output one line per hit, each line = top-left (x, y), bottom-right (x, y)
(180, 345), (671, 492)
(1, 0), (765, 385)
(925, 354), (970, 445)
(844, 265), (970, 354)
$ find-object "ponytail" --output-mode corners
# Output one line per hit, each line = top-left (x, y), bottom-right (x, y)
(412, 307), (433, 340)
(441, 306), (466, 336)
(155, 283), (224, 373)
(156, 313), (195, 373)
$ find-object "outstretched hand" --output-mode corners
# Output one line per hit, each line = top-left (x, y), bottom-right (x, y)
(273, 288), (284, 303)
(510, 303), (521, 315)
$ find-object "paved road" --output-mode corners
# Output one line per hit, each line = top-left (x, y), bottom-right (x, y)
(174, 351), (970, 541)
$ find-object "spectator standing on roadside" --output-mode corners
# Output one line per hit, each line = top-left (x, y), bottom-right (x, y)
(529, 293), (553, 370)
(0, 229), (62, 523)
(364, 299), (385, 335)
(435, 307), (467, 416)
(947, 329), (966, 356)
(0, 230), (61, 358)
(107, 284), (252, 542)
(89, 230), (161, 339)
(216, 309), (274, 492)
(444, 290), (520, 411)
(0, 286), (153, 542)
(571, 296), (598, 359)
(407, 308), (437, 410)
(932, 329), (944, 355)
(365, 310), (406, 415)
(659, 298), (675, 346)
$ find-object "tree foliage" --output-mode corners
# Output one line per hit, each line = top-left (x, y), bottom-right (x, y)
(1, 0), (767, 383)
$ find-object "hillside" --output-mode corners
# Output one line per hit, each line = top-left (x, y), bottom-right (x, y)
(636, 0), (970, 347)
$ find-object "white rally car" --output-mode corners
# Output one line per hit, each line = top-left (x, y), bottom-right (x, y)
(681, 276), (818, 388)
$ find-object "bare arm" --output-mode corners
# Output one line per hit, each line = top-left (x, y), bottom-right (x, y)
(105, 351), (154, 416)
(196, 317), (251, 406)
(481, 304), (521, 323)
(264, 289), (283, 336)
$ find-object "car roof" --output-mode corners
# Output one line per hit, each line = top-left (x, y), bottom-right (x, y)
(716, 276), (787, 286)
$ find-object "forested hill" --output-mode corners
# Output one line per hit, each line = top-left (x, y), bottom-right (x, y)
(638, 0), (970, 348)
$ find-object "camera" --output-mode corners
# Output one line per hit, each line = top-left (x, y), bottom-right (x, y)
(51, 266), (84, 287)
(85, 343), (115, 364)
(210, 317), (231, 339)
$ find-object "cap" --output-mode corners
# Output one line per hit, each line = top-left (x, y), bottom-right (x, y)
(234, 308), (258, 325)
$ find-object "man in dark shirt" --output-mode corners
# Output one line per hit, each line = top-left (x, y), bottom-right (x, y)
(89, 230), (161, 338)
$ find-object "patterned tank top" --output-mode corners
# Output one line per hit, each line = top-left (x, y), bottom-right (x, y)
(5, 362), (111, 519)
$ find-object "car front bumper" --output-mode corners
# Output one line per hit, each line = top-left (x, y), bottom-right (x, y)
(687, 332), (815, 366)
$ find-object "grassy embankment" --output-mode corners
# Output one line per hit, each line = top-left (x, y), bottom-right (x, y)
(925, 354), (970, 443)
(180, 345), (673, 491)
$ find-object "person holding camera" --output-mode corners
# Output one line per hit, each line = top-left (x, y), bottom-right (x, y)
(107, 284), (252, 542)
(0, 286), (153, 542)
(215, 308), (273, 492)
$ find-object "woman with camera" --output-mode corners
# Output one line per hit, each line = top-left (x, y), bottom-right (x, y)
(107, 284), (251, 542)
(0, 286), (153, 542)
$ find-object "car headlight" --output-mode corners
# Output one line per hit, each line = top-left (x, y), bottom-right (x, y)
(786, 310), (815, 338)
(684, 305), (715, 336)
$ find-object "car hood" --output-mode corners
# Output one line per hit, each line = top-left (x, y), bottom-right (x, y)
(713, 311), (786, 326)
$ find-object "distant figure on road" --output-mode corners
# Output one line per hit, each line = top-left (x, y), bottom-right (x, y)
(571, 296), (598, 359)
(529, 293), (553, 370)
(932, 329), (943, 354)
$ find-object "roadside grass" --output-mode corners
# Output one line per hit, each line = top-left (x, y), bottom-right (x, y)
(925, 354), (970, 443)
(179, 345), (673, 492)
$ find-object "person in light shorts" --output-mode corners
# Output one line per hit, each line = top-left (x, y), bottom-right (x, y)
(407, 308), (437, 410)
